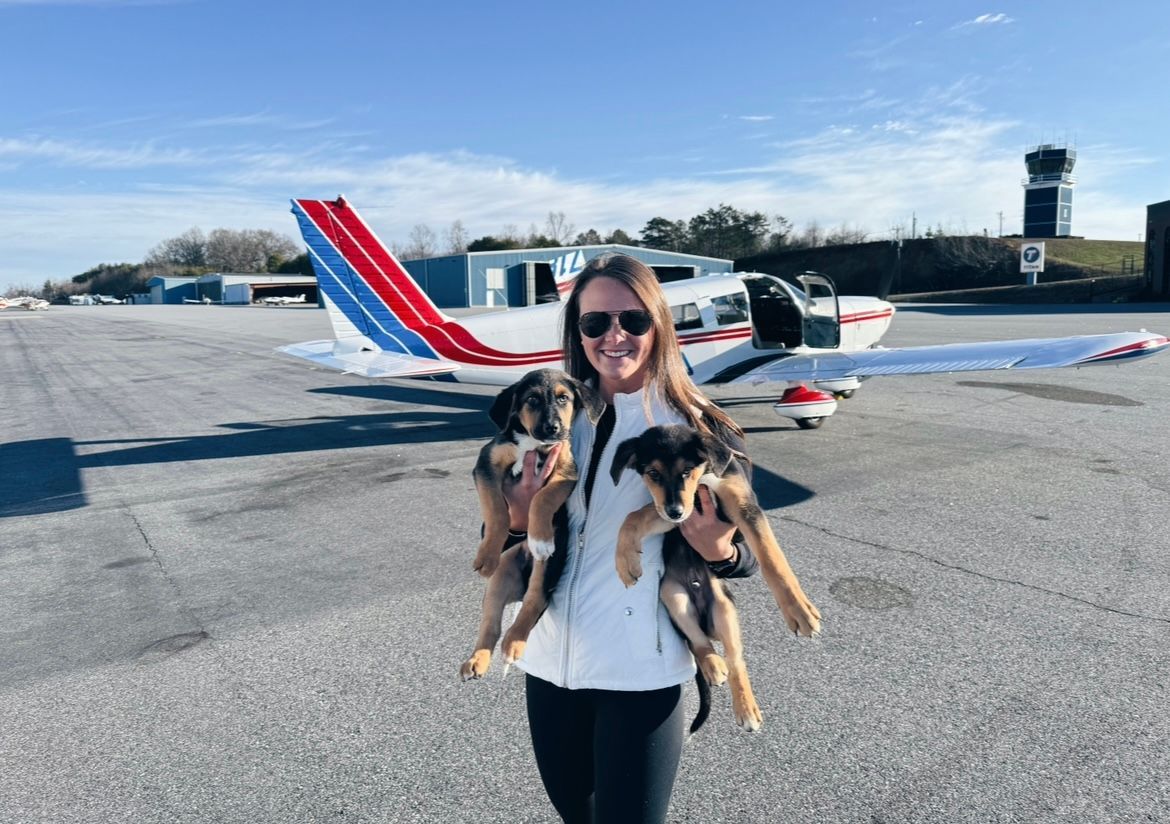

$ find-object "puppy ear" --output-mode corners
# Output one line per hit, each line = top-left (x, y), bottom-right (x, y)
(570, 378), (606, 424)
(487, 384), (518, 430)
(609, 437), (640, 485)
(699, 432), (736, 477)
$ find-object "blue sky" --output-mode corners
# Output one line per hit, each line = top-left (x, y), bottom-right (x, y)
(2, 0), (1167, 291)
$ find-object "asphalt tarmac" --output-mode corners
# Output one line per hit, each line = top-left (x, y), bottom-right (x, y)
(2, 302), (1168, 823)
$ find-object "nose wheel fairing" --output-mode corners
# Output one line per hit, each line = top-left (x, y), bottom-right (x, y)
(772, 385), (838, 428)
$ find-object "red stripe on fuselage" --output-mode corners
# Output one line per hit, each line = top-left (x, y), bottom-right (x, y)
(679, 327), (754, 345)
(416, 322), (562, 366)
(840, 309), (893, 324)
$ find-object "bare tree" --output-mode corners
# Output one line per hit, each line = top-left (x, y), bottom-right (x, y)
(545, 211), (575, 246)
(793, 220), (823, 249)
(500, 224), (523, 246)
(824, 223), (869, 246)
(146, 227), (207, 268)
(205, 229), (299, 272)
(401, 224), (437, 259)
(445, 220), (469, 254)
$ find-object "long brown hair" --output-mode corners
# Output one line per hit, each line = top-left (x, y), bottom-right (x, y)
(560, 253), (743, 438)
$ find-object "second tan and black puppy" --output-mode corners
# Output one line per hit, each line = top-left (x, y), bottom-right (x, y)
(461, 368), (602, 680)
(610, 424), (821, 730)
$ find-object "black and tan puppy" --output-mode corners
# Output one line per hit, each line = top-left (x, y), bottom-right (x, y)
(459, 510), (569, 681)
(461, 368), (602, 680)
(471, 368), (603, 578)
(611, 424), (822, 730)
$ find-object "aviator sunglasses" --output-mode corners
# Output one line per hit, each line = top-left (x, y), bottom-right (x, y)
(578, 310), (653, 338)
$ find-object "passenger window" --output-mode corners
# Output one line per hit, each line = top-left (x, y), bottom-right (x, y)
(712, 293), (749, 325)
(671, 303), (703, 331)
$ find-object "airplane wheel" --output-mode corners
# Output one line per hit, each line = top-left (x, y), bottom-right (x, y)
(797, 417), (825, 430)
(834, 390), (855, 400)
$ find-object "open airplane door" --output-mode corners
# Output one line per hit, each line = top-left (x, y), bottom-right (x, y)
(798, 273), (841, 349)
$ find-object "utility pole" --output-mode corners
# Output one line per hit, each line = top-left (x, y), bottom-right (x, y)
(911, 212), (917, 240)
(997, 211), (1004, 237)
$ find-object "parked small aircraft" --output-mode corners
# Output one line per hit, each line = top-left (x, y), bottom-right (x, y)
(261, 293), (308, 306)
(280, 196), (1168, 429)
(1, 295), (50, 310)
(93, 294), (124, 305)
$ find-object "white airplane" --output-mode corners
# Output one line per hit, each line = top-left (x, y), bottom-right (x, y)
(261, 293), (308, 306)
(183, 296), (217, 305)
(280, 197), (1168, 429)
(1, 295), (50, 310)
(93, 294), (124, 305)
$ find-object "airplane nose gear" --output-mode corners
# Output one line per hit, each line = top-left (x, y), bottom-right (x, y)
(814, 376), (861, 400)
(772, 385), (838, 429)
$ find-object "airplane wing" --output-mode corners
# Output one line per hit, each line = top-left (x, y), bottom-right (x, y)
(277, 340), (460, 379)
(734, 332), (1169, 385)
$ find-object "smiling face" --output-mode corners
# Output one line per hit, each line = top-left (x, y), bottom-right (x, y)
(577, 276), (656, 401)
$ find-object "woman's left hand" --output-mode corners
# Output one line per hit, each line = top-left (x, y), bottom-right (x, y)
(678, 485), (737, 564)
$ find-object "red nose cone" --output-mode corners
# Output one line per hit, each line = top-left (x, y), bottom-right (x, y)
(778, 385), (835, 404)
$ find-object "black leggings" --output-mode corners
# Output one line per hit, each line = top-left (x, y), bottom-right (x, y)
(525, 674), (685, 824)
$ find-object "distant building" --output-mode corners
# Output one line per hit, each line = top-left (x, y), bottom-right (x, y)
(1022, 144), (1076, 237)
(148, 276), (199, 304)
(401, 245), (732, 309)
(1146, 200), (1170, 297)
(146, 274), (317, 304)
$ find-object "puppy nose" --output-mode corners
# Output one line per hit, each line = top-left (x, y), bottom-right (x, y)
(665, 505), (684, 521)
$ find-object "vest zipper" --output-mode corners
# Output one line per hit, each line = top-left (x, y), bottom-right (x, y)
(656, 569), (663, 654)
(560, 524), (587, 685)
(559, 415), (596, 687)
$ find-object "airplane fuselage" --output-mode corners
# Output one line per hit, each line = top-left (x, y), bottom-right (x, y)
(397, 274), (895, 386)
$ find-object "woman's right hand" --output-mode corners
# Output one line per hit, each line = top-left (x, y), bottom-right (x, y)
(503, 443), (563, 532)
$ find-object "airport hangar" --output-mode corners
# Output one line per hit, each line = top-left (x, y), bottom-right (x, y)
(400, 245), (733, 309)
(147, 274), (318, 305)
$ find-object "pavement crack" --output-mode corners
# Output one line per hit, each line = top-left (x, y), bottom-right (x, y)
(128, 510), (211, 638)
(781, 515), (1170, 627)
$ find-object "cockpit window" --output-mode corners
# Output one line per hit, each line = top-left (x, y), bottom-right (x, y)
(671, 303), (703, 331)
(712, 293), (749, 325)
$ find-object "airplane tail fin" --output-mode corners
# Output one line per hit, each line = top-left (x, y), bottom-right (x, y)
(290, 196), (452, 354)
(551, 249), (586, 298)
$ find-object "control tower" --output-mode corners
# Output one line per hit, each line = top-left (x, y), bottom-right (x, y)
(1022, 144), (1076, 236)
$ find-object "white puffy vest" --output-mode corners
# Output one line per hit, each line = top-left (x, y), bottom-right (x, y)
(515, 385), (696, 690)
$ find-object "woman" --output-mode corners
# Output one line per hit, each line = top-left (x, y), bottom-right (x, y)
(504, 253), (757, 823)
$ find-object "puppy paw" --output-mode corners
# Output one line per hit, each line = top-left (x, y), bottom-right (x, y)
(459, 650), (492, 681)
(527, 536), (555, 561)
(734, 698), (763, 732)
(501, 636), (527, 664)
(781, 594), (822, 637)
(615, 539), (643, 587)
(698, 652), (729, 687)
(472, 543), (499, 578)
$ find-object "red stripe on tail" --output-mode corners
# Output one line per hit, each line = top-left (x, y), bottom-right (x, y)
(296, 199), (446, 329)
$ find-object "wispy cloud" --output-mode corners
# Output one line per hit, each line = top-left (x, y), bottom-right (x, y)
(0, 137), (203, 168)
(797, 88), (901, 114)
(0, 0), (187, 6)
(953, 12), (1015, 29)
(183, 111), (335, 131)
(738, 115), (774, 122)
